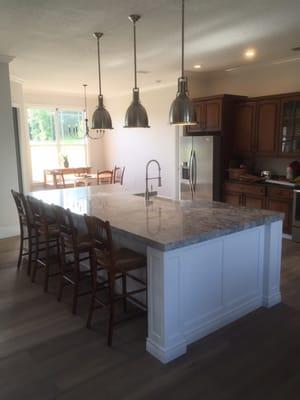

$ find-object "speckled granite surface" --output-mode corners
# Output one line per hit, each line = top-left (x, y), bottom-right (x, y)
(29, 185), (283, 251)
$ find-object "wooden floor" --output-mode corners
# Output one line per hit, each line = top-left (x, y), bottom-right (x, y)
(1, 237), (300, 399)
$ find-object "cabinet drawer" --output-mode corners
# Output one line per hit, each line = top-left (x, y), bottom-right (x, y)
(267, 186), (293, 200)
(238, 184), (265, 196)
(223, 182), (265, 196)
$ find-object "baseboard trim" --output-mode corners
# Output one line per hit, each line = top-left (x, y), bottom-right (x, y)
(0, 225), (20, 239)
(146, 339), (187, 364)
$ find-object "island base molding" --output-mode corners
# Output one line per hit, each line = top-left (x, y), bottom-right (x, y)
(146, 221), (282, 364)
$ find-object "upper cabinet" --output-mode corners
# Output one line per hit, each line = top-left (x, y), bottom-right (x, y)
(185, 97), (222, 134)
(279, 95), (300, 156)
(232, 102), (256, 155)
(255, 99), (280, 156)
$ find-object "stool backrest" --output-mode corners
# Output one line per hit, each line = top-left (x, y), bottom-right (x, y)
(85, 215), (114, 267)
(11, 190), (32, 233)
(27, 196), (49, 234)
(53, 205), (78, 248)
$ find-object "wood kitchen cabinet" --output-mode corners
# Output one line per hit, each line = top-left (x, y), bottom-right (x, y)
(232, 102), (256, 155)
(185, 97), (222, 134)
(278, 95), (300, 156)
(223, 181), (293, 234)
(255, 99), (280, 156)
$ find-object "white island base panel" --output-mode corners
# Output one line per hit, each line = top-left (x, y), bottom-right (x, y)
(146, 220), (282, 364)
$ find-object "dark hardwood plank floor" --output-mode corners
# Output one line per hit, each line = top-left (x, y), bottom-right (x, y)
(0, 236), (300, 399)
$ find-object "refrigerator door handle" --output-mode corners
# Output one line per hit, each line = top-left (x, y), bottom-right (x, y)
(192, 150), (197, 193)
(188, 150), (194, 199)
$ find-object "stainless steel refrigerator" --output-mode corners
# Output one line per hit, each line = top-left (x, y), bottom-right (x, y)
(179, 135), (222, 201)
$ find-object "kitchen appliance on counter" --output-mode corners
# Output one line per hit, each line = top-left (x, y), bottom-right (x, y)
(292, 190), (300, 242)
(179, 135), (221, 201)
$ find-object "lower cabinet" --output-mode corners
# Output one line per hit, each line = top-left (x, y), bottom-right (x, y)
(266, 198), (292, 234)
(223, 182), (292, 234)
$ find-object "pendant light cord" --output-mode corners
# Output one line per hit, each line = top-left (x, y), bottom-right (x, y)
(181, 0), (184, 78)
(133, 21), (137, 89)
(97, 36), (102, 95)
(83, 84), (88, 114)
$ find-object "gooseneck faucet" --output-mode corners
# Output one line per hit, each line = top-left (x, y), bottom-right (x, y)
(145, 159), (162, 201)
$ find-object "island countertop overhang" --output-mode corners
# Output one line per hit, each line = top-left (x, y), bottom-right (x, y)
(28, 185), (283, 251)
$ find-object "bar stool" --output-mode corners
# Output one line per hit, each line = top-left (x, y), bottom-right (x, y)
(54, 205), (97, 314)
(27, 197), (61, 292)
(85, 215), (147, 346)
(11, 190), (35, 275)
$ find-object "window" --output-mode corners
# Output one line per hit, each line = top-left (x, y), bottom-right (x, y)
(27, 108), (87, 182)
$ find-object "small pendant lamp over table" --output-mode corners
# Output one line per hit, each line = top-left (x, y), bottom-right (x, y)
(169, 0), (196, 126)
(92, 32), (113, 131)
(124, 15), (150, 128)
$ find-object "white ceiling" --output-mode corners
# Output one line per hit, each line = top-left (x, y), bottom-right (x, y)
(1, 0), (300, 96)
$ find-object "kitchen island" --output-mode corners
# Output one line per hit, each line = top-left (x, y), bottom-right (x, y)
(30, 185), (283, 363)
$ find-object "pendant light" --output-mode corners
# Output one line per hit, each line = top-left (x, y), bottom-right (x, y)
(91, 32), (113, 131)
(82, 83), (105, 140)
(169, 0), (196, 126)
(124, 15), (150, 128)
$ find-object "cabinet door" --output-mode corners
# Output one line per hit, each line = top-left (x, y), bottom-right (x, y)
(256, 100), (279, 155)
(266, 198), (292, 234)
(223, 192), (242, 206)
(279, 97), (300, 155)
(185, 102), (206, 134)
(232, 102), (256, 154)
(205, 100), (222, 131)
(244, 194), (265, 209)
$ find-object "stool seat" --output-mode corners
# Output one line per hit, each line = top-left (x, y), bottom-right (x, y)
(95, 247), (146, 272)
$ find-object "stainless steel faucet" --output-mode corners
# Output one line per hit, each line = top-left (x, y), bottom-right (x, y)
(145, 159), (162, 201)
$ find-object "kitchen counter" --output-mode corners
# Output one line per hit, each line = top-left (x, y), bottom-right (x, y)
(30, 185), (282, 251)
(29, 185), (283, 364)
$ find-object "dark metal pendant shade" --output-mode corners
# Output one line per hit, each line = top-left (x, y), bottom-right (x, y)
(169, 0), (196, 126)
(169, 77), (196, 125)
(92, 95), (113, 130)
(124, 14), (150, 128)
(124, 88), (150, 128)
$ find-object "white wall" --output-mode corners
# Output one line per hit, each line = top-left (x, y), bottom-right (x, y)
(0, 62), (19, 238)
(103, 84), (178, 198)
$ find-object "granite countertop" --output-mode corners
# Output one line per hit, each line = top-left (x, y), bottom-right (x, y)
(29, 185), (283, 251)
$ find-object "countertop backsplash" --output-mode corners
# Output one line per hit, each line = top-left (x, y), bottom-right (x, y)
(255, 157), (298, 177)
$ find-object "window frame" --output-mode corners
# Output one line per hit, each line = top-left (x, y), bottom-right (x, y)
(26, 105), (89, 184)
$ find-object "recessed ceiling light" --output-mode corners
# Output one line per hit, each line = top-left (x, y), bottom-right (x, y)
(193, 64), (202, 69)
(244, 48), (256, 58)
(291, 46), (300, 52)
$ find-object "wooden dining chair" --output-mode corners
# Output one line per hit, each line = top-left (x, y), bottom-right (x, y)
(113, 166), (125, 185)
(54, 205), (97, 314)
(27, 197), (61, 292)
(11, 190), (36, 275)
(97, 170), (113, 185)
(85, 215), (147, 346)
(53, 170), (66, 188)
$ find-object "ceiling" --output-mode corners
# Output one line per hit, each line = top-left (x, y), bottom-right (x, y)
(1, 0), (300, 96)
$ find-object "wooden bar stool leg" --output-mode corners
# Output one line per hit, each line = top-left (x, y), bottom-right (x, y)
(31, 235), (39, 283)
(72, 253), (80, 315)
(108, 272), (116, 347)
(122, 273), (127, 312)
(87, 252), (97, 328)
(57, 240), (66, 302)
(17, 231), (24, 270)
(43, 240), (50, 293)
(27, 238), (33, 276)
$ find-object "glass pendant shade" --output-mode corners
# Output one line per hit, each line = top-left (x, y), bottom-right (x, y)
(92, 94), (113, 130)
(124, 88), (149, 128)
(169, 77), (196, 125)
